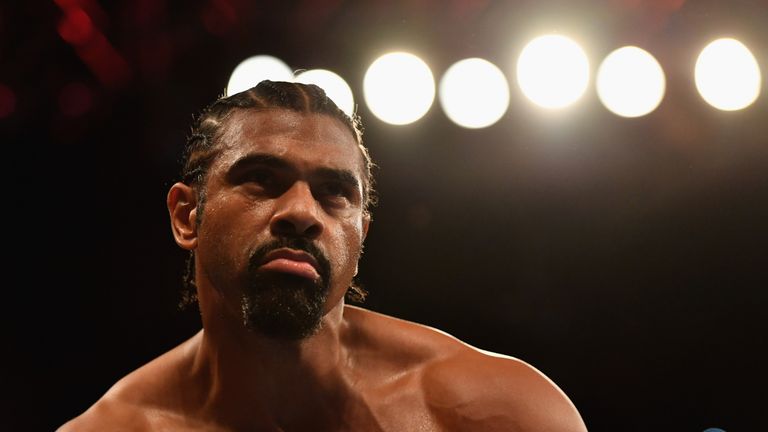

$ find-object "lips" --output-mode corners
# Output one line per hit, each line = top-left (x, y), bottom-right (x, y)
(258, 248), (321, 281)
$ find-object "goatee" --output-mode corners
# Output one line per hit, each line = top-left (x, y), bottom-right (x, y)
(241, 237), (331, 340)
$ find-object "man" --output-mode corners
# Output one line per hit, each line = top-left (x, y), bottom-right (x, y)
(60, 81), (588, 431)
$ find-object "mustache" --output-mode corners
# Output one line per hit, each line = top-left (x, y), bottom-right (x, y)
(248, 237), (331, 283)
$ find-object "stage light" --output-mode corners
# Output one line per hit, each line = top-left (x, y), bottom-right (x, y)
(695, 38), (761, 111)
(516, 34), (590, 109)
(57, 6), (95, 46)
(596, 46), (666, 118)
(226, 55), (293, 96)
(439, 58), (510, 128)
(363, 52), (435, 125)
(294, 69), (355, 116)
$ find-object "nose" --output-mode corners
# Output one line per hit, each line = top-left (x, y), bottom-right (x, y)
(269, 181), (324, 239)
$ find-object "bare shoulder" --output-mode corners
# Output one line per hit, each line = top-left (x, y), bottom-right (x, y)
(57, 396), (152, 432)
(343, 305), (469, 359)
(344, 306), (587, 432)
(423, 343), (587, 431)
(57, 332), (203, 431)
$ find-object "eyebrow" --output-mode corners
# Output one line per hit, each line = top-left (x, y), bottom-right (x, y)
(315, 167), (361, 191)
(229, 153), (292, 172)
(229, 153), (361, 190)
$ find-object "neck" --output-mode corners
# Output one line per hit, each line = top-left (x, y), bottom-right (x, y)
(190, 300), (358, 430)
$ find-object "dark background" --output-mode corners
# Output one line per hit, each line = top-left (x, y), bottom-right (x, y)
(3, 1), (767, 431)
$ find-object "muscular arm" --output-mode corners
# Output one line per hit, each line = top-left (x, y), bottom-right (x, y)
(423, 348), (588, 432)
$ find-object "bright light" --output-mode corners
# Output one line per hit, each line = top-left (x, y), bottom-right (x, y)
(294, 69), (355, 116)
(439, 58), (510, 128)
(226, 55), (293, 96)
(363, 52), (435, 125)
(596, 46), (666, 117)
(695, 38), (762, 111)
(516, 34), (590, 109)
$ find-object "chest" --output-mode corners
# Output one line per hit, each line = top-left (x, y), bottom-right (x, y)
(352, 370), (446, 432)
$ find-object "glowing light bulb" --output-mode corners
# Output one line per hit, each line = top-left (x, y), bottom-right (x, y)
(439, 58), (510, 128)
(597, 46), (666, 117)
(363, 52), (435, 125)
(695, 38), (761, 111)
(517, 34), (590, 109)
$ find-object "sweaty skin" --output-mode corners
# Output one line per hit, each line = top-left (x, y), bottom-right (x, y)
(59, 109), (588, 432)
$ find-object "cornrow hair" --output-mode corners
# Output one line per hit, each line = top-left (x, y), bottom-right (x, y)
(178, 80), (376, 308)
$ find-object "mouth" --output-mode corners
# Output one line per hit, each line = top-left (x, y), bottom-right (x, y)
(258, 248), (321, 281)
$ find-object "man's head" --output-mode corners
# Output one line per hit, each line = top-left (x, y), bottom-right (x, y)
(167, 81), (376, 340)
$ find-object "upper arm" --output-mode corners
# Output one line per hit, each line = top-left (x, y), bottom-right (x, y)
(423, 350), (587, 432)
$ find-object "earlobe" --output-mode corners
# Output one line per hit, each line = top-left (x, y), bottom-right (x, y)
(167, 182), (198, 250)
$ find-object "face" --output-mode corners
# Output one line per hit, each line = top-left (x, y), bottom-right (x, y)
(190, 109), (369, 339)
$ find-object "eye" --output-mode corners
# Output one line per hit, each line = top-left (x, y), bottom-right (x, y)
(319, 181), (347, 197)
(242, 168), (275, 186)
(236, 168), (285, 197)
(316, 181), (354, 206)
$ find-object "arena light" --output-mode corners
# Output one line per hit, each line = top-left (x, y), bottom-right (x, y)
(516, 34), (590, 109)
(439, 58), (510, 128)
(226, 55), (293, 96)
(363, 51), (435, 125)
(596, 46), (666, 118)
(294, 69), (355, 116)
(695, 38), (762, 111)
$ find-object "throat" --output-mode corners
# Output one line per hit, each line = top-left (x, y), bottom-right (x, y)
(192, 315), (368, 429)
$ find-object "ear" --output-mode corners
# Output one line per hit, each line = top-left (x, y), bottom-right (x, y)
(167, 182), (199, 250)
(362, 214), (371, 243)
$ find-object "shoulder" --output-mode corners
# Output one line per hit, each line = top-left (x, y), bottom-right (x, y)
(422, 345), (587, 432)
(344, 307), (586, 431)
(58, 332), (203, 431)
(57, 396), (152, 432)
(342, 306), (469, 364)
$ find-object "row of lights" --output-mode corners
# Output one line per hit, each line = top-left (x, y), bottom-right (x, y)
(226, 34), (763, 128)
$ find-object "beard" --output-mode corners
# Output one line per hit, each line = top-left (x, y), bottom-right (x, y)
(241, 237), (332, 340)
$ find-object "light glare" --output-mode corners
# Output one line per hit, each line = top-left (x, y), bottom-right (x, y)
(226, 55), (293, 96)
(695, 38), (762, 111)
(363, 52), (435, 125)
(517, 34), (590, 109)
(597, 46), (666, 117)
(439, 58), (510, 128)
(294, 69), (355, 116)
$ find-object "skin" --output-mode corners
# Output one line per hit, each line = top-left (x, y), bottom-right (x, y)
(59, 109), (588, 432)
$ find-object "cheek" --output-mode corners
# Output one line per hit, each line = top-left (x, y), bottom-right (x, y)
(329, 220), (365, 276)
(198, 199), (270, 276)
(197, 218), (238, 282)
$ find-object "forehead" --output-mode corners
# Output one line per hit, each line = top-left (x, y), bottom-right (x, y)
(214, 109), (363, 175)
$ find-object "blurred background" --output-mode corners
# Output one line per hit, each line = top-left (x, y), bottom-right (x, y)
(3, 1), (767, 430)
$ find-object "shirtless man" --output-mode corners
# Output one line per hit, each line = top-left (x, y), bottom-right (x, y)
(59, 81), (588, 431)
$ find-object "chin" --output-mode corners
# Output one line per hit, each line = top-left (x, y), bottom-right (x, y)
(240, 272), (329, 340)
